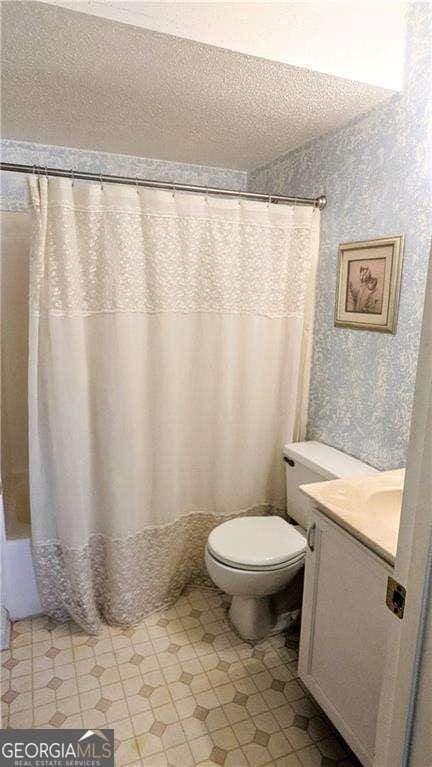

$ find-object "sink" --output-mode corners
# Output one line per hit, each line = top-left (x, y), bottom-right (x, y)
(299, 468), (405, 564)
(366, 488), (403, 514)
(303, 471), (405, 518)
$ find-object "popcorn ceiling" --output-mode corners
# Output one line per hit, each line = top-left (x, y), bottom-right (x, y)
(1, 1), (392, 171)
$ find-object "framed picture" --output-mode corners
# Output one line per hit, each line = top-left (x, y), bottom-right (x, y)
(334, 235), (404, 333)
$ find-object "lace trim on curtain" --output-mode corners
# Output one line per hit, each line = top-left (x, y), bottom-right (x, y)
(32, 504), (284, 634)
(31, 213), (314, 317)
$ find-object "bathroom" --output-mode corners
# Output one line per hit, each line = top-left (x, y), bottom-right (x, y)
(1, 1), (431, 765)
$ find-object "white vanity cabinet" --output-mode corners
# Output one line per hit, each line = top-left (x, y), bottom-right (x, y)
(298, 507), (393, 767)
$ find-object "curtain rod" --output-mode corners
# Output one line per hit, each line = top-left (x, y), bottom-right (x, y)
(0, 162), (327, 210)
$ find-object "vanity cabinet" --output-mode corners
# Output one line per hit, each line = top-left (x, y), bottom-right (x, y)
(298, 508), (393, 767)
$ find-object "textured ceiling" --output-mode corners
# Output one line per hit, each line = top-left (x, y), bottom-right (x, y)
(42, 0), (407, 90)
(1, 1), (394, 170)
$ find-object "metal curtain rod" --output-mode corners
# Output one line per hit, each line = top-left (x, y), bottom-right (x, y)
(0, 162), (327, 210)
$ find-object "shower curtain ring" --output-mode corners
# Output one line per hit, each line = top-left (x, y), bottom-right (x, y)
(205, 187), (209, 203)
(44, 166), (48, 181)
(135, 176), (139, 194)
(99, 173), (104, 191)
(70, 169), (75, 187)
(268, 194), (272, 208)
(172, 183), (176, 199)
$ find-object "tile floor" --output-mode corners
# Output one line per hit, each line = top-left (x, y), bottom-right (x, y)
(1, 587), (361, 767)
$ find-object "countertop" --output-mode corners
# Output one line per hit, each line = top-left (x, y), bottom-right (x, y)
(300, 469), (404, 565)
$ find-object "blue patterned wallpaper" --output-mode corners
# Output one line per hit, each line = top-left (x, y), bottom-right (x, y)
(0, 141), (247, 210)
(248, 3), (432, 470)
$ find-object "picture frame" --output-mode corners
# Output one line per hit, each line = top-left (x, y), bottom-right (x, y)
(334, 235), (404, 333)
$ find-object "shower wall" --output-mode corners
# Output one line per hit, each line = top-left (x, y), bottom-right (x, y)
(1, 213), (32, 538)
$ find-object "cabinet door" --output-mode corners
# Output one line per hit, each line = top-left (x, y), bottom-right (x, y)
(298, 510), (392, 767)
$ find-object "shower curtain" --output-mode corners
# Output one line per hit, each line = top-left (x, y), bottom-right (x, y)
(28, 176), (320, 632)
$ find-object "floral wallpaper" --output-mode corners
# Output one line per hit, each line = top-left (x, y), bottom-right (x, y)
(248, 3), (432, 470)
(0, 141), (247, 211)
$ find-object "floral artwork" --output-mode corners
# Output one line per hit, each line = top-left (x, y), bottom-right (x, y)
(346, 258), (386, 314)
(335, 236), (404, 333)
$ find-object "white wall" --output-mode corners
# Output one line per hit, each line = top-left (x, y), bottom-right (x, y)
(1, 494), (42, 621)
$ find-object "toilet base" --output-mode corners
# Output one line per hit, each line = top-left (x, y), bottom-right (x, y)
(229, 595), (275, 643)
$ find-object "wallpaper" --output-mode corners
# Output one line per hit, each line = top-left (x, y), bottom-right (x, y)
(248, 3), (432, 470)
(0, 141), (247, 211)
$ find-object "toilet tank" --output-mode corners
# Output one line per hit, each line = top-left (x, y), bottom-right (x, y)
(283, 441), (378, 530)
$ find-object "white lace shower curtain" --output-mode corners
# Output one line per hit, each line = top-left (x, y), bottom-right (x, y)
(28, 176), (320, 632)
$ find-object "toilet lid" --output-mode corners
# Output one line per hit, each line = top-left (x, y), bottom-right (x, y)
(207, 516), (306, 570)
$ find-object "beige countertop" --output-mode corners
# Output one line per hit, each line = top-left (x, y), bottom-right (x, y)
(300, 469), (404, 565)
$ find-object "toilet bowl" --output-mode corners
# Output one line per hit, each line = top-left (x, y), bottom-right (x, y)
(205, 441), (378, 642)
(205, 516), (306, 642)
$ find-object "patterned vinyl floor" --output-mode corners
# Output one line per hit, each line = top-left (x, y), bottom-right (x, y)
(1, 587), (361, 767)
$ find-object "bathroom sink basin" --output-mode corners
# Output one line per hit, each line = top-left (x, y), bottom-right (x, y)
(302, 471), (404, 518)
(299, 468), (405, 564)
(366, 488), (403, 514)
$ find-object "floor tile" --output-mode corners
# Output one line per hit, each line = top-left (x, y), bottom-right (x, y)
(166, 741), (194, 767)
(267, 730), (293, 760)
(115, 736), (142, 766)
(316, 734), (348, 760)
(296, 744), (323, 767)
(131, 709), (154, 735)
(242, 741), (272, 766)
(285, 723), (313, 751)
(271, 754), (303, 767)
(2, 586), (361, 767)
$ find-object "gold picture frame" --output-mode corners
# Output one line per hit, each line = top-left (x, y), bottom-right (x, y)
(334, 235), (404, 333)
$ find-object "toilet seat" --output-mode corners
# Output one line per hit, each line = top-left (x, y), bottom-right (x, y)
(207, 516), (306, 572)
(207, 547), (305, 572)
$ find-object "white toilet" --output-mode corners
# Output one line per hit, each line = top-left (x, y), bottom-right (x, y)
(205, 440), (378, 642)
